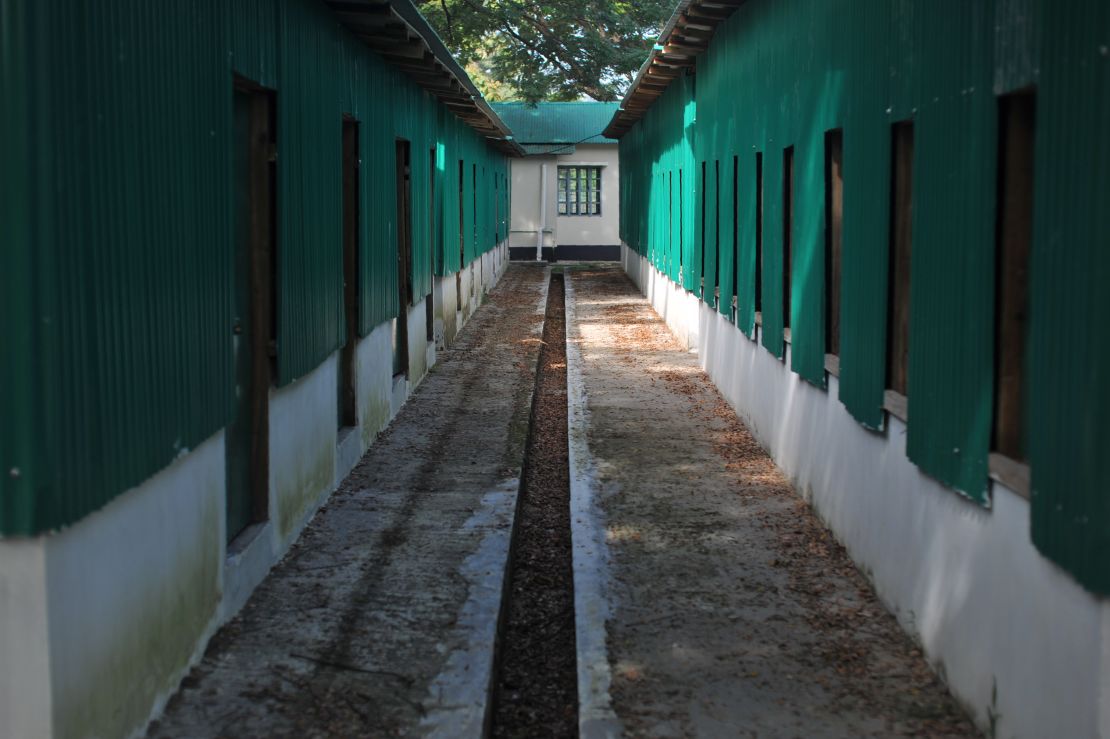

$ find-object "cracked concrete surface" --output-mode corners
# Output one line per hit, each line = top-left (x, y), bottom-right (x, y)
(148, 265), (548, 739)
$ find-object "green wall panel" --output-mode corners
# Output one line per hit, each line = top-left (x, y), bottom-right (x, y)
(275, 0), (344, 384)
(1029, 0), (1110, 593)
(837, 0), (892, 431)
(902, 2), (997, 503)
(231, 0), (278, 87)
(2, 0), (510, 536)
(0, 0), (36, 531)
(1, 0), (233, 535)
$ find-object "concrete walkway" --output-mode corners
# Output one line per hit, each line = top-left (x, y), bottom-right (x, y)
(149, 264), (548, 739)
(566, 266), (976, 738)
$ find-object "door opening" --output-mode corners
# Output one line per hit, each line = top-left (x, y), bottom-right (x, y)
(338, 117), (359, 429)
(457, 159), (464, 309)
(394, 139), (412, 378)
(427, 147), (436, 343)
(227, 78), (276, 544)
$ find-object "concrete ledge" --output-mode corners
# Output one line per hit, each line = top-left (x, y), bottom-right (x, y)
(564, 272), (621, 739)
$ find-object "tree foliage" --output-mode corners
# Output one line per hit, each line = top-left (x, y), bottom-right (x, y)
(417, 0), (672, 102)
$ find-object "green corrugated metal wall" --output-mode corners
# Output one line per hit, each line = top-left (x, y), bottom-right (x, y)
(1029, 1), (1110, 593)
(618, 0), (1110, 593)
(0, 0), (35, 534)
(0, 0), (509, 536)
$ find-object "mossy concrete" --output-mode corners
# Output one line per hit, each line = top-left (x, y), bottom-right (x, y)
(269, 356), (338, 544)
(44, 434), (224, 739)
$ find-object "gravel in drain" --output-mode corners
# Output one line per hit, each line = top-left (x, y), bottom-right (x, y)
(490, 274), (579, 738)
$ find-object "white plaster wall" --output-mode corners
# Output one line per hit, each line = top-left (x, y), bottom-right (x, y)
(509, 148), (619, 249)
(269, 354), (339, 548)
(357, 319), (397, 446)
(0, 538), (53, 737)
(554, 144), (620, 246)
(508, 156), (556, 249)
(623, 244), (1110, 739)
(438, 271), (460, 346)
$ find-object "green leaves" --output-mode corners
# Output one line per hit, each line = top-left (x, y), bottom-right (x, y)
(417, 0), (671, 102)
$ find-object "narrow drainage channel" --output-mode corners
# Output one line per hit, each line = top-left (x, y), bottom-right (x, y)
(490, 272), (579, 738)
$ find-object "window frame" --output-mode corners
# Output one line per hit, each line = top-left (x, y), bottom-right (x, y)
(557, 165), (603, 217)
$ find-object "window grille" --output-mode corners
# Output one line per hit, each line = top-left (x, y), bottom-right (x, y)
(557, 166), (602, 216)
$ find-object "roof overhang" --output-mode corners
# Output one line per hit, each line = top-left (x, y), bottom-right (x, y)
(327, 0), (525, 156)
(603, 0), (746, 139)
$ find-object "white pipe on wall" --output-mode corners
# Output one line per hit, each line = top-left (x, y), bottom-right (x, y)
(536, 163), (547, 261)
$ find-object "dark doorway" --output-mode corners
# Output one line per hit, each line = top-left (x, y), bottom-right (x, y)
(457, 159), (464, 308)
(783, 146), (794, 333)
(887, 121), (914, 398)
(427, 147), (436, 343)
(755, 151), (763, 315)
(472, 163), (478, 300)
(338, 117), (359, 429)
(394, 139), (412, 378)
(227, 78), (276, 544)
(993, 91), (1035, 461)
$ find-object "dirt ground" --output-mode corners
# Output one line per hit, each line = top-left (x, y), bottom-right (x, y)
(567, 266), (977, 738)
(491, 274), (579, 738)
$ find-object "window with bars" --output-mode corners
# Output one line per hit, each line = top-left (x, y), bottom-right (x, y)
(557, 166), (602, 216)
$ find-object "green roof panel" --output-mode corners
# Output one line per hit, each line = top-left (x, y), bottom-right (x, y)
(492, 102), (620, 147)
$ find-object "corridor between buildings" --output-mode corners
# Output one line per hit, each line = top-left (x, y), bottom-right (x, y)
(7, 1), (1110, 737)
(147, 265), (973, 738)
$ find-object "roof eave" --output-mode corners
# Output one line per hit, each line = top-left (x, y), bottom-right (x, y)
(603, 0), (746, 139)
(327, 0), (525, 156)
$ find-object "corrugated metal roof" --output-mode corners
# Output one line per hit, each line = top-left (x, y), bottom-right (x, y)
(492, 102), (620, 147)
(604, 0), (746, 139)
(521, 143), (577, 155)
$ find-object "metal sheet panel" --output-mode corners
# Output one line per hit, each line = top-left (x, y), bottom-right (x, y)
(232, 0), (278, 86)
(1029, 0), (1110, 593)
(275, 0), (344, 384)
(1, 0), (234, 535)
(616, 0), (1039, 509)
(491, 102), (620, 145)
(902, 1), (997, 503)
(0, 0), (36, 531)
(2, 0), (511, 535)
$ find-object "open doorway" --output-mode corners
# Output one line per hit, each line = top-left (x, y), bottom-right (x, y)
(227, 77), (276, 544)
(457, 159), (464, 308)
(338, 117), (359, 429)
(394, 139), (412, 379)
(426, 146), (436, 343)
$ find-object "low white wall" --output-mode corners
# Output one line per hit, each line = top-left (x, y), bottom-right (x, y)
(0, 535), (51, 737)
(0, 244), (510, 739)
(622, 244), (1110, 739)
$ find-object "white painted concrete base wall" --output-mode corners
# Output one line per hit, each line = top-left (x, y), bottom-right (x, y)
(622, 244), (1110, 739)
(0, 243), (509, 739)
